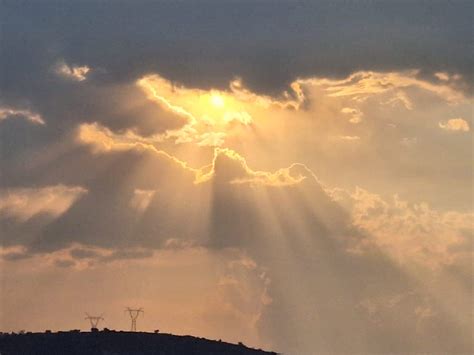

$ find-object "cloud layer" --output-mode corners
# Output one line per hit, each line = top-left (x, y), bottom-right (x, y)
(1, 3), (473, 353)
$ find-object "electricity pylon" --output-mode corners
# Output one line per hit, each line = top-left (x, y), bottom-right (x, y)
(125, 307), (144, 331)
(85, 313), (104, 328)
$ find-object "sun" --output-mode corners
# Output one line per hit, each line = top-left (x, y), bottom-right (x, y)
(210, 93), (225, 108)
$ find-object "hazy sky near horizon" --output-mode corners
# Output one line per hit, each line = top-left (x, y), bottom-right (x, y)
(0, 1), (472, 353)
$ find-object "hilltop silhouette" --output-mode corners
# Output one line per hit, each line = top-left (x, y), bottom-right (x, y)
(0, 329), (277, 355)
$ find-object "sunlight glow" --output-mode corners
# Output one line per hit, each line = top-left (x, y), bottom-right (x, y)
(210, 93), (225, 108)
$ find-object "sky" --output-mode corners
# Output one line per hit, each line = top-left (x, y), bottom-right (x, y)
(0, 1), (472, 353)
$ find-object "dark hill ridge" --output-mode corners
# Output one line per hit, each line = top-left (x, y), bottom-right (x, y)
(0, 330), (277, 355)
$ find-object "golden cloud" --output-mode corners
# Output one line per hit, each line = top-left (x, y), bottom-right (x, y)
(341, 107), (363, 123)
(75, 122), (313, 188)
(439, 118), (470, 132)
(331, 187), (474, 269)
(0, 185), (87, 222)
(299, 70), (466, 105)
(197, 148), (311, 187)
(136, 74), (306, 147)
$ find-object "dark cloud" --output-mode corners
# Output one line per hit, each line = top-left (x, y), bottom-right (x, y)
(69, 247), (101, 260)
(1, 1), (472, 99)
(54, 259), (76, 268)
(69, 247), (153, 262)
(99, 248), (154, 262)
(1, 250), (31, 261)
(10, 145), (201, 252)
(0, 212), (53, 247)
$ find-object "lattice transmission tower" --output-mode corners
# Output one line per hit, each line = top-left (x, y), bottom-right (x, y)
(125, 307), (144, 331)
(85, 313), (104, 329)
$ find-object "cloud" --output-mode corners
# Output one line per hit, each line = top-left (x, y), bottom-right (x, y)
(223, 111), (253, 125)
(0, 3), (472, 352)
(300, 70), (466, 104)
(383, 90), (414, 110)
(204, 152), (471, 353)
(331, 187), (474, 269)
(75, 122), (164, 154)
(0, 185), (86, 222)
(0, 107), (45, 125)
(434, 72), (462, 83)
(0, 61), (471, 353)
(0, 137), (320, 252)
(54, 61), (90, 81)
(341, 107), (363, 123)
(99, 248), (154, 262)
(0, 185), (87, 249)
(69, 246), (102, 260)
(54, 259), (76, 268)
(400, 137), (418, 147)
(1, 65), (471, 212)
(0, 246), (31, 261)
(197, 132), (226, 147)
(335, 135), (361, 141)
(434, 72), (450, 81)
(136, 74), (302, 147)
(0, 140), (471, 352)
(1, 67), (471, 251)
(2, 2), (472, 100)
(439, 118), (470, 132)
(202, 148), (310, 187)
